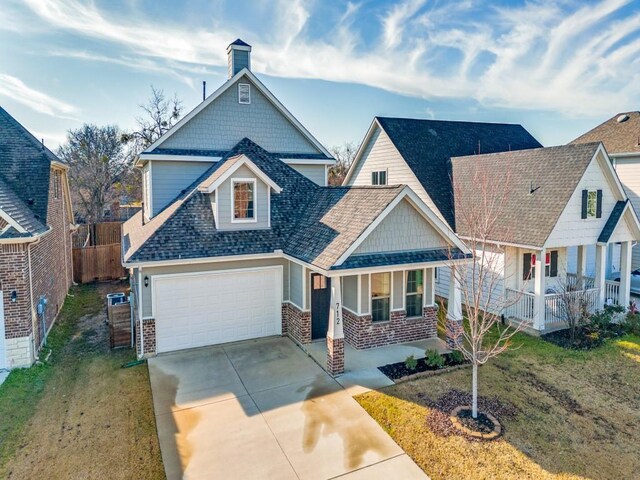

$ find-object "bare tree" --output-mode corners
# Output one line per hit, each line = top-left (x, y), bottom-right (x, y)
(447, 167), (527, 419)
(58, 124), (130, 223)
(329, 142), (358, 186)
(548, 274), (592, 345)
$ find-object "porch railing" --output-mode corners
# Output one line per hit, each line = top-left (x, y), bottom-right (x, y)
(565, 273), (620, 306)
(505, 288), (535, 325)
(544, 288), (599, 328)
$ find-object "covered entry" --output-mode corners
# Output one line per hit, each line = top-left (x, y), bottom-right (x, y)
(152, 267), (282, 353)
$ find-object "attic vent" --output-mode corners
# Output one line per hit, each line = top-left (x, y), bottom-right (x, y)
(238, 83), (251, 104)
(617, 114), (629, 123)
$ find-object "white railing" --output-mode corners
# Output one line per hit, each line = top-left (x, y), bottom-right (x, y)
(544, 288), (599, 328)
(605, 280), (620, 305)
(505, 288), (535, 324)
(566, 272), (595, 289)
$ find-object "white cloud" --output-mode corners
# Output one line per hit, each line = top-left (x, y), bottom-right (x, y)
(13, 0), (640, 117)
(0, 74), (78, 118)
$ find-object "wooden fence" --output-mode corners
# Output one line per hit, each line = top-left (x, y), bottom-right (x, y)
(72, 222), (126, 283)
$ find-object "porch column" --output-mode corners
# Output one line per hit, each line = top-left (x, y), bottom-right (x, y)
(619, 241), (632, 309)
(595, 244), (607, 308)
(576, 245), (587, 284)
(533, 249), (546, 331)
(446, 265), (463, 348)
(326, 276), (344, 376)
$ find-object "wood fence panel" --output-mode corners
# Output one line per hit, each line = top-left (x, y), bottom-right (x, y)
(73, 244), (126, 283)
(94, 222), (122, 246)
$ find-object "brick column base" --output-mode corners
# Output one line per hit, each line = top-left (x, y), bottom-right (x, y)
(446, 318), (464, 349)
(327, 336), (344, 376)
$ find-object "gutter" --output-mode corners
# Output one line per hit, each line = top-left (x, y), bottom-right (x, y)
(0, 227), (53, 245)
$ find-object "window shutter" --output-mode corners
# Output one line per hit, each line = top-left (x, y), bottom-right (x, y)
(523, 253), (532, 280)
(596, 190), (603, 218)
(550, 250), (558, 277)
(581, 190), (588, 219)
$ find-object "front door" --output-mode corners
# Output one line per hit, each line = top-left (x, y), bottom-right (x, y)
(311, 274), (331, 340)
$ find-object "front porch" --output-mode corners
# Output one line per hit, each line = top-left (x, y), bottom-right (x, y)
(504, 241), (630, 333)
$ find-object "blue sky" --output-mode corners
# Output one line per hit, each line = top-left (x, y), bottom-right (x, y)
(1, 0), (639, 151)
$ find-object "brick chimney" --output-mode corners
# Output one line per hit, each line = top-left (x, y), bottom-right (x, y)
(227, 39), (252, 79)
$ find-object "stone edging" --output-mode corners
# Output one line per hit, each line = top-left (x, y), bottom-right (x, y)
(449, 406), (502, 440)
(393, 363), (472, 384)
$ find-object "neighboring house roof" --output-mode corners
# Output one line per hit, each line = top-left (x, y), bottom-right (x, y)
(598, 200), (628, 244)
(123, 138), (464, 270)
(372, 117), (543, 229)
(0, 106), (58, 236)
(570, 111), (640, 154)
(452, 143), (601, 248)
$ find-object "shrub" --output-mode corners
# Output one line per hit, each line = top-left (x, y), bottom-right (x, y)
(424, 349), (445, 368)
(623, 313), (640, 336)
(449, 349), (465, 364)
(404, 355), (418, 371)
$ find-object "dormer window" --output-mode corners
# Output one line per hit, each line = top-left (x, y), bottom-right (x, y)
(232, 179), (256, 222)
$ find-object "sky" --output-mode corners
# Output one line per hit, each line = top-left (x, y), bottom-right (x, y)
(0, 0), (639, 151)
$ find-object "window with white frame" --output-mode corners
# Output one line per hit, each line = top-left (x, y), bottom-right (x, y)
(238, 83), (251, 104)
(586, 190), (597, 218)
(232, 180), (255, 221)
(371, 272), (391, 322)
(405, 270), (424, 317)
(371, 170), (387, 185)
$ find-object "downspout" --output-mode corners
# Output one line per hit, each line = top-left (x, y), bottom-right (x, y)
(138, 268), (144, 358)
(27, 239), (39, 360)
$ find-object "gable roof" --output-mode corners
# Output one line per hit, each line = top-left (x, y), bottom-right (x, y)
(142, 68), (333, 160)
(363, 117), (542, 229)
(597, 199), (640, 244)
(452, 143), (601, 248)
(0, 106), (57, 236)
(571, 111), (640, 155)
(197, 154), (282, 194)
(123, 138), (463, 271)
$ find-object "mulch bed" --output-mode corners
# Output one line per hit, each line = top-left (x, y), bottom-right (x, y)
(456, 409), (496, 434)
(542, 324), (627, 350)
(419, 389), (517, 442)
(378, 353), (466, 380)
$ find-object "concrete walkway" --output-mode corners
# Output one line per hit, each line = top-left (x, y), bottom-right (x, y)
(148, 337), (427, 480)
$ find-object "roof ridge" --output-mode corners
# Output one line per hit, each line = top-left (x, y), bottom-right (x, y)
(376, 116), (525, 127)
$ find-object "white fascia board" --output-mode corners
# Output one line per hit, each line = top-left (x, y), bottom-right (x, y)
(0, 226), (52, 244)
(281, 158), (336, 165)
(610, 151), (640, 159)
(460, 236), (541, 251)
(595, 143), (628, 201)
(143, 68), (333, 159)
(198, 154), (282, 194)
(123, 252), (283, 269)
(51, 160), (69, 170)
(0, 207), (27, 234)
(139, 154), (221, 163)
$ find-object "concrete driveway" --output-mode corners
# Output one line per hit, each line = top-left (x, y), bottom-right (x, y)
(148, 336), (427, 480)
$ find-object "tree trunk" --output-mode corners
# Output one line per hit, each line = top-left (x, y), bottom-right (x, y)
(472, 362), (478, 419)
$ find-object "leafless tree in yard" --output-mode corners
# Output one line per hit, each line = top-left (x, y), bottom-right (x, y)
(447, 167), (528, 419)
(549, 273), (592, 345)
(329, 142), (359, 185)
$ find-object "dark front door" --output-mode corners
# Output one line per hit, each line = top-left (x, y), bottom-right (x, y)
(311, 273), (331, 340)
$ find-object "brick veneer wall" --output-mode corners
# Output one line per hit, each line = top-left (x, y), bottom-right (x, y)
(282, 302), (311, 345)
(342, 306), (438, 349)
(1, 166), (73, 368)
(135, 318), (157, 357)
(326, 336), (344, 376)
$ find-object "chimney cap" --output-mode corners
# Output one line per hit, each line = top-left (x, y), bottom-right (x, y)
(227, 38), (251, 51)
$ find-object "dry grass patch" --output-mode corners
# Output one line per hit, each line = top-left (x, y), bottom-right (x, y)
(0, 283), (164, 479)
(356, 333), (640, 480)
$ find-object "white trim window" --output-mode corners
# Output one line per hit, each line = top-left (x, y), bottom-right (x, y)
(371, 272), (391, 322)
(587, 190), (597, 218)
(238, 83), (251, 104)
(405, 269), (424, 318)
(232, 179), (256, 222)
(371, 170), (387, 185)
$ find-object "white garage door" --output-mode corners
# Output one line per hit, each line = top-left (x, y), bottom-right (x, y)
(153, 267), (282, 353)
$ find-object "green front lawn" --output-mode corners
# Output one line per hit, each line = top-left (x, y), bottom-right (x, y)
(356, 332), (640, 480)
(0, 284), (164, 479)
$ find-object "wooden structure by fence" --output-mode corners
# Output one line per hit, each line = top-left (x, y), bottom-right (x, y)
(72, 222), (127, 283)
(108, 300), (132, 349)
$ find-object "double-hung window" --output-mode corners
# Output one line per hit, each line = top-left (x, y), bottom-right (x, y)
(371, 273), (390, 322)
(371, 170), (387, 185)
(405, 270), (424, 317)
(232, 180), (256, 221)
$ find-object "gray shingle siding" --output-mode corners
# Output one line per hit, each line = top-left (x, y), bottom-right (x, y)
(290, 262), (304, 307)
(161, 77), (322, 155)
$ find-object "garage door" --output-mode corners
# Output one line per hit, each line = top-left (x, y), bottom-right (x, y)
(153, 267), (282, 353)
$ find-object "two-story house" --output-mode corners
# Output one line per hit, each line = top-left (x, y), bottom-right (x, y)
(122, 40), (471, 375)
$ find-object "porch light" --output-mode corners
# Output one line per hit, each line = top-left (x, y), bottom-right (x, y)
(144, 276), (149, 288)
(11, 290), (17, 303)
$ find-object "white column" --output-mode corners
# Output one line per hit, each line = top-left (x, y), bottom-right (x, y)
(447, 266), (463, 322)
(577, 245), (587, 283)
(619, 241), (632, 308)
(533, 249), (546, 331)
(327, 278), (344, 340)
(595, 244), (607, 308)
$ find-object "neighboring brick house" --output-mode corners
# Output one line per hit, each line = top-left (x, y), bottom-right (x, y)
(0, 107), (75, 369)
(122, 40), (472, 376)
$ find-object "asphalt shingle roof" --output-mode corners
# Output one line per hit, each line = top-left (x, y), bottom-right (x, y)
(376, 117), (543, 229)
(571, 112), (640, 154)
(123, 139), (430, 270)
(451, 143), (601, 248)
(148, 147), (332, 160)
(598, 200), (628, 244)
(0, 106), (56, 236)
(332, 247), (471, 270)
